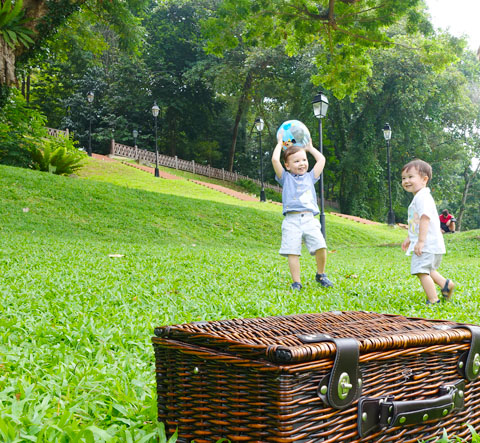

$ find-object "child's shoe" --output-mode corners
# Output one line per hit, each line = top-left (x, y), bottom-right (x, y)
(315, 273), (334, 288)
(290, 282), (302, 291)
(426, 299), (440, 305)
(441, 279), (455, 300)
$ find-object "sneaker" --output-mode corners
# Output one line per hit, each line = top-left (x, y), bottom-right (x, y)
(426, 299), (441, 305)
(315, 273), (334, 288)
(290, 282), (302, 291)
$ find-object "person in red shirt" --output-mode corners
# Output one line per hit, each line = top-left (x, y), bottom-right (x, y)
(439, 209), (456, 234)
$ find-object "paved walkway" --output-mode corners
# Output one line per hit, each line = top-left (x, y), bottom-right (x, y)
(92, 154), (404, 227)
(330, 212), (380, 226)
(190, 179), (262, 202)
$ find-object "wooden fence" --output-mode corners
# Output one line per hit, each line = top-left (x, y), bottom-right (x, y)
(47, 128), (69, 138)
(109, 140), (286, 195)
(46, 132), (338, 208)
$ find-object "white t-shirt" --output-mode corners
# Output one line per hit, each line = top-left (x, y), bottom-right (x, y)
(406, 187), (445, 256)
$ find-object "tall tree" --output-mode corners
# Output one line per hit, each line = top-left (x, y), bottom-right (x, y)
(0, 0), (145, 91)
(202, 0), (454, 99)
(323, 30), (473, 221)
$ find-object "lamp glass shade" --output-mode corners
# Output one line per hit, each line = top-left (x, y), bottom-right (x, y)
(254, 117), (264, 132)
(87, 91), (94, 103)
(312, 92), (329, 118)
(133, 130), (138, 138)
(383, 123), (392, 141)
(152, 102), (160, 117)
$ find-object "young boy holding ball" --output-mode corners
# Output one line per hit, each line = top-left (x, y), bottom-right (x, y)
(271, 132), (333, 291)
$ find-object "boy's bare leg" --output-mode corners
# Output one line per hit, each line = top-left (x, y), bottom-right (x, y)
(314, 248), (327, 274)
(288, 255), (301, 283)
(431, 270), (455, 297)
(417, 273), (439, 303)
(430, 270), (447, 289)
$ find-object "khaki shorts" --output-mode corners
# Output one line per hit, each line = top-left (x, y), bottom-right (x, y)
(411, 252), (443, 275)
(279, 212), (326, 257)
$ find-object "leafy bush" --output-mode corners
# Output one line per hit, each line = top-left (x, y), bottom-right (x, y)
(236, 178), (282, 202)
(0, 88), (48, 167)
(28, 133), (86, 175)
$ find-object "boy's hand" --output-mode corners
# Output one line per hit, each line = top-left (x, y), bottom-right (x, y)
(304, 138), (314, 152)
(401, 237), (410, 252)
(414, 240), (424, 256)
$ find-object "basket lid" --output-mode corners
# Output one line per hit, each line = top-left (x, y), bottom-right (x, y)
(153, 311), (471, 364)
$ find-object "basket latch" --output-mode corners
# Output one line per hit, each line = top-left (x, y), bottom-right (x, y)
(454, 325), (480, 381)
(298, 333), (362, 409)
(358, 379), (465, 438)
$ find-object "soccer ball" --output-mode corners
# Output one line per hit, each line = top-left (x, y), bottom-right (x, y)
(276, 120), (311, 150)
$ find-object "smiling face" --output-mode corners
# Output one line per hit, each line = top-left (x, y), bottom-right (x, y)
(285, 149), (308, 175)
(401, 166), (429, 195)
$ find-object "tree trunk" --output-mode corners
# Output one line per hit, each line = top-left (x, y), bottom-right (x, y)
(0, 38), (17, 86)
(456, 161), (480, 231)
(227, 70), (253, 172)
(1, 0), (77, 86)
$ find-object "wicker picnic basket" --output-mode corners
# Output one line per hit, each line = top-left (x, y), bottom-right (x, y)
(152, 311), (480, 442)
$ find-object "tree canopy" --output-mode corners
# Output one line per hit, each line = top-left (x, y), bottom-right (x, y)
(202, 0), (458, 99)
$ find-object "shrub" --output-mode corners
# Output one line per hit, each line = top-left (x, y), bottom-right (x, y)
(0, 88), (48, 167)
(236, 178), (282, 203)
(28, 134), (86, 175)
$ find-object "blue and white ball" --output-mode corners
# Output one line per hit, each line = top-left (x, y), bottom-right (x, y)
(276, 120), (311, 150)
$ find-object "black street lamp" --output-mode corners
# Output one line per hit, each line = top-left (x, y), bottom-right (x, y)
(312, 91), (329, 239)
(87, 91), (94, 157)
(133, 129), (138, 148)
(383, 123), (395, 226)
(152, 102), (160, 177)
(254, 117), (266, 202)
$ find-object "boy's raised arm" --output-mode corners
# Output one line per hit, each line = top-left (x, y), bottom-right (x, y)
(305, 139), (326, 179)
(272, 139), (285, 179)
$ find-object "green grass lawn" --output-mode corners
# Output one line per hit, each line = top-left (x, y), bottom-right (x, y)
(1, 159), (479, 442)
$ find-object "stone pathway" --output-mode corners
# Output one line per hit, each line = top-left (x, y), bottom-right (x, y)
(120, 161), (182, 179)
(330, 212), (380, 225)
(190, 179), (261, 202)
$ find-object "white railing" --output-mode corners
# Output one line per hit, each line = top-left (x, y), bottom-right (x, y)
(47, 128), (69, 138)
(109, 140), (284, 194)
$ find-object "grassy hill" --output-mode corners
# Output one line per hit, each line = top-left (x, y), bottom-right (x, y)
(0, 159), (479, 442)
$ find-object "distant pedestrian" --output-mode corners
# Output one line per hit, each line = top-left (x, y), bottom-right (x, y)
(400, 159), (455, 304)
(439, 209), (456, 234)
(271, 134), (333, 291)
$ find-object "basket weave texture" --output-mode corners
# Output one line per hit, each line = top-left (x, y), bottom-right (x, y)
(152, 311), (480, 442)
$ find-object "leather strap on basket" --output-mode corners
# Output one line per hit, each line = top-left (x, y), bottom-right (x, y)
(453, 325), (480, 381)
(358, 379), (465, 438)
(298, 333), (362, 409)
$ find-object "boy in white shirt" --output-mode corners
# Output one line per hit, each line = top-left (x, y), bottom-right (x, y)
(401, 159), (455, 304)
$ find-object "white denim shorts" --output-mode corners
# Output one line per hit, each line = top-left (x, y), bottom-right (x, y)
(279, 212), (326, 257)
(411, 252), (443, 275)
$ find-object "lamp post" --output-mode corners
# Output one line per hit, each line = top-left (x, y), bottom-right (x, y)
(87, 91), (94, 157)
(254, 117), (266, 202)
(312, 91), (329, 239)
(152, 102), (160, 177)
(383, 123), (395, 226)
(133, 129), (138, 147)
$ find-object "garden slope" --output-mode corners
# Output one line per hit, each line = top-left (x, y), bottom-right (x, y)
(0, 161), (407, 249)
